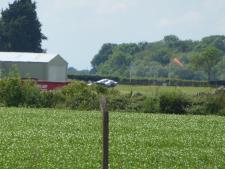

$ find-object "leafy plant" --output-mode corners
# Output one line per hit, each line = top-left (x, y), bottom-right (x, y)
(159, 91), (191, 114)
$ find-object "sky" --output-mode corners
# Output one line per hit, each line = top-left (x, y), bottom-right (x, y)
(0, 0), (225, 70)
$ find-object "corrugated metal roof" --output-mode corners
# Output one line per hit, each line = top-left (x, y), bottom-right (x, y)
(0, 52), (58, 63)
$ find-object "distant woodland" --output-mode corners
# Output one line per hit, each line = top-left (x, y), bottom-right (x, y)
(90, 35), (225, 81)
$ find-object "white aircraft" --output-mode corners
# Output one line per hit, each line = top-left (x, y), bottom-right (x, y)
(95, 79), (118, 87)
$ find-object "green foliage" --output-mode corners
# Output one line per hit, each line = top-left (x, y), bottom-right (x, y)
(0, 74), (22, 106)
(0, 72), (225, 117)
(204, 90), (225, 115)
(90, 84), (108, 95)
(62, 81), (99, 110)
(92, 35), (225, 80)
(191, 46), (222, 80)
(124, 93), (146, 112)
(142, 96), (160, 113)
(0, 68), (42, 107)
(0, 0), (46, 52)
(40, 91), (65, 108)
(163, 35), (180, 48)
(107, 93), (130, 111)
(91, 43), (116, 71)
(196, 35), (225, 52)
(185, 104), (206, 115)
(20, 80), (41, 107)
(185, 90), (225, 116)
(159, 91), (191, 114)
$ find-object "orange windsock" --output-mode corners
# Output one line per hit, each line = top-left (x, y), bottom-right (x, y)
(173, 58), (184, 67)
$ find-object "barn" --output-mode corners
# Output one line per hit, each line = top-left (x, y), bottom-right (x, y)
(0, 52), (68, 82)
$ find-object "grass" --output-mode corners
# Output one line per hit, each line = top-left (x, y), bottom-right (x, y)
(0, 108), (225, 168)
(115, 85), (214, 96)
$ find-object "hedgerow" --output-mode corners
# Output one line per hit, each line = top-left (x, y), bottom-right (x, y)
(0, 72), (225, 116)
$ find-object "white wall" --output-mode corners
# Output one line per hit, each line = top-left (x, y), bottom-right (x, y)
(47, 55), (68, 82)
(48, 65), (67, 82)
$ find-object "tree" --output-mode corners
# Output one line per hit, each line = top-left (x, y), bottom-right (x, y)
(191, 47), (222, 81)
(214, 56), (225, 80)
(92, 35), (225, 80)
(0, 0), (47, 52)
(196, 35), (225, 52)
(91, 43), (116, 69)
(163, 35), (179, 48)
(150, 50), (170, 65)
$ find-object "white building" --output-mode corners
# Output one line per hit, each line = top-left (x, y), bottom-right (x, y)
(0, 52), (68, 82)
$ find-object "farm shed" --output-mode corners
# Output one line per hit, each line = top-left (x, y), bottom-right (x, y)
(0, 52), (68, 82)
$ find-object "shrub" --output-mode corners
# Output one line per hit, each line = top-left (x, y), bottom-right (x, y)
(142, 97), (160, 113)
(127, 94), (146, 112)
(218, 108), (225, 116)
(159, 91), (191, 114)
(0, 74), (22, 106)
(185, 105), (207, 115)
(107, 94), (130, 111)
(21, 80), (41, 107)
(185, 90), (225, 116)
(62, 81), (99, 110)
(204, 91), (225, 115)
(90, 84), (108, 95)
(185, 95), (207, 115)
(40, 91), (65, 108)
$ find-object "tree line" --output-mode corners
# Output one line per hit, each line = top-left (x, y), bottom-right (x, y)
(91, 35), (225, 81)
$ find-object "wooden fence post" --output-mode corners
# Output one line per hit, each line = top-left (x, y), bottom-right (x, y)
(100, 96), (109, 169)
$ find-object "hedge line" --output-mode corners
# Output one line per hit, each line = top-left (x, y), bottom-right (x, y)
(0, 73), (225, 116)
(68, 74), (209, 87)
(1, 75), (225, 116)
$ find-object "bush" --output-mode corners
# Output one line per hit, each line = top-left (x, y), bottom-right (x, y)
(21, 80), (41, 107)
(218, 108), (225, 116)
(0, 74), (22, 106)
(204, 92), (225, 115)
(127, 94), (146, 112)
(185, 96), (207, 115)
(1, 70), (225, 116)
(62, 81), (99, 110)
(107, 94), (130, 111)
(90, 84), (108, 95)
(40, 91), (65, 108)
(185, 105), (207, 115)
(142, 97), (160, 113)
(159, 91), (191, 114)
(185, 91), (225, 116)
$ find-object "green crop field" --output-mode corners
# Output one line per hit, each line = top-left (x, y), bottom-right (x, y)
(0, 108), (225, 168)
(115, 85), (214, 96)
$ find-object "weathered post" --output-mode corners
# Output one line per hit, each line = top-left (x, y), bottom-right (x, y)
(100, 96), (109, 169)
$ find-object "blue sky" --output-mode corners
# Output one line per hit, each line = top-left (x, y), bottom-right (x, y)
(1, 0), (225, 70)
